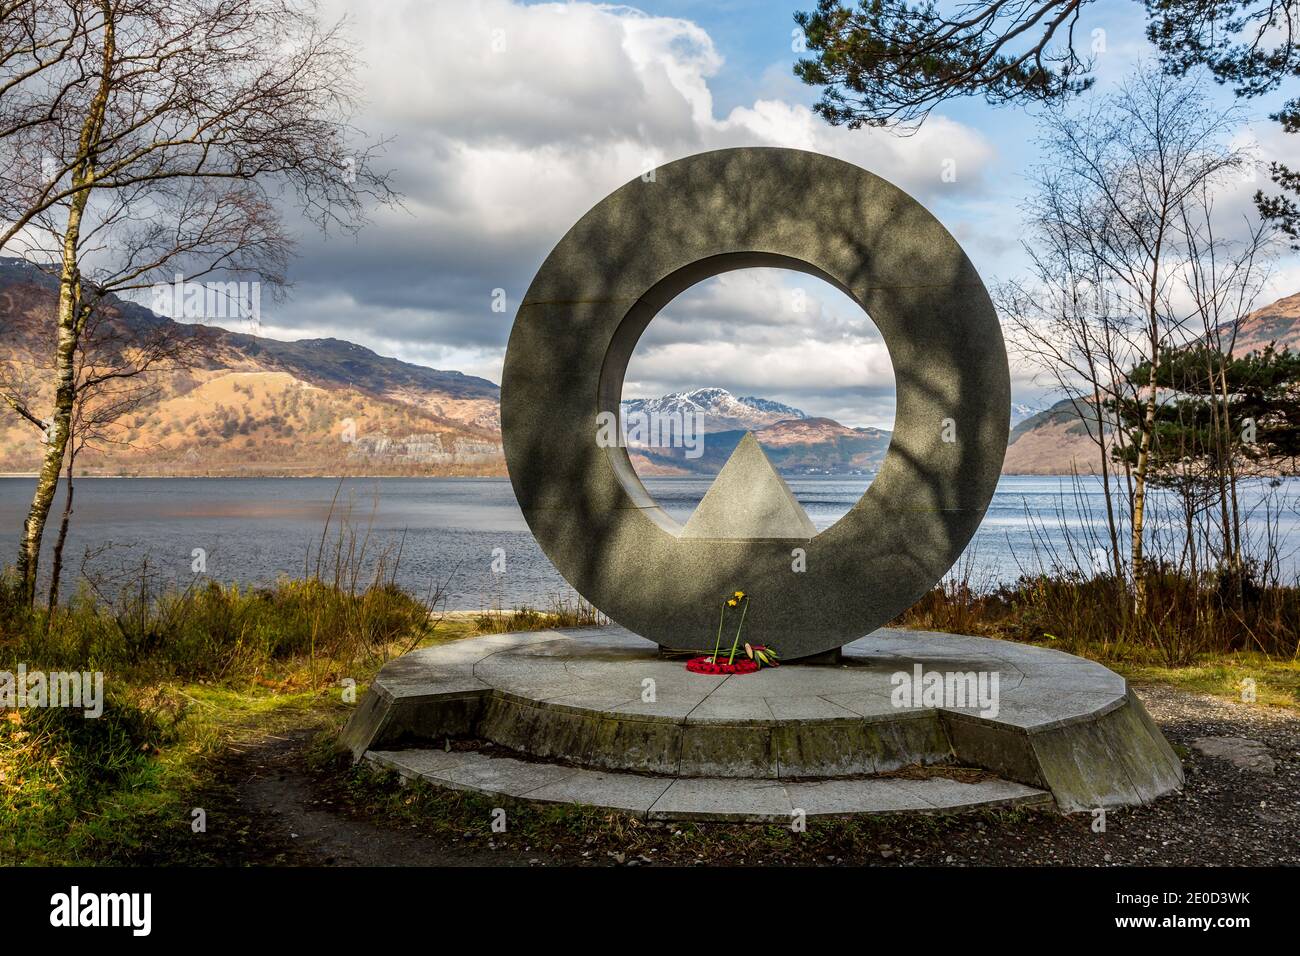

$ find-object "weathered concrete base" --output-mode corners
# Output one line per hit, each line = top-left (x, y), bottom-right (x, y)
(366, 748), (1051, 821)
(341, 626), (1183, 818)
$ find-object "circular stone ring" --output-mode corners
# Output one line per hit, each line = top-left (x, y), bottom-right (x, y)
(502, 147), (1009, 660)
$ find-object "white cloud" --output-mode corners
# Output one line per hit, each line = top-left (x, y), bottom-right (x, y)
(625, 269), (897, 427)
(336, 0), (995, 232)
(275, 1), (998, 423)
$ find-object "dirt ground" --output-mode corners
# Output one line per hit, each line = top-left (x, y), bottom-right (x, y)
(181, 685), (1299, 867)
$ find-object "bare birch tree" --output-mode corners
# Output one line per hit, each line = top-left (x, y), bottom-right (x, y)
(1177, 189), (1275, 586)
(0, 297), (207, 609)
(0, 0), (395, 604)
(1004, 67), (1253, 616)
(1001, 249), (1134, 585)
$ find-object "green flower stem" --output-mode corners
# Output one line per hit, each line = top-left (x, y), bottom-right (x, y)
(727, 599), (749, 665)
(711, 601), (726, 661)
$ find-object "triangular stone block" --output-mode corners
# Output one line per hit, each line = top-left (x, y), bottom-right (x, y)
(681, 432), (817, 540)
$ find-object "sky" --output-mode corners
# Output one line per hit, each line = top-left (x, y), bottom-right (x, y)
(155, 0), (1300, 429)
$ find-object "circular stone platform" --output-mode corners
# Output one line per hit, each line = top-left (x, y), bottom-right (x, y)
(340, 627), (1183, 821)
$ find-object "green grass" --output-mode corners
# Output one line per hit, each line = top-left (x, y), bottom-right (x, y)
(9, 576), (438, 680)
(0, 546), (453, 865)
(0, 565), (626, 866)
(1112, 655), (1300, 709)
(470, 596), (606, 634)
(0, 671), (348, 865)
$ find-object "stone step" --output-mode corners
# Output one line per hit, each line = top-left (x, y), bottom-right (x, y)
(365, 748), (1053, 822)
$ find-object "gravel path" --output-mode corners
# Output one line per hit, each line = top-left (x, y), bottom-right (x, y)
(194, 685), (1299, 866)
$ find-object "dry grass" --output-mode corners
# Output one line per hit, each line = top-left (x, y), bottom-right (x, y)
(896, 566), (1299, 666)
(472, 595), (607, 634)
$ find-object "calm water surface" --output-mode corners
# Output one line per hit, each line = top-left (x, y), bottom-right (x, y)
(2, 475), (1297, 608)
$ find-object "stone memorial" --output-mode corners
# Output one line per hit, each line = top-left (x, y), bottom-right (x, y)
(340, 148), (1183, 820)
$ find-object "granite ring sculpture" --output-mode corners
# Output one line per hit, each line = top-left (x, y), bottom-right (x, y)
(501, 146), (1009, 660)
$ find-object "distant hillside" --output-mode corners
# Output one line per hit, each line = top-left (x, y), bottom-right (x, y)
(1002, 290), (1300, 475)
(1002, 397), (1107, 475)
(1222, 291), (1300, 356)
(632, 416), (891, 477)
(0, 264), (891, 477)
(0, 257), (503, 476)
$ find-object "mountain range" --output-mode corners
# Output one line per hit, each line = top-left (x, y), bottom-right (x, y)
(621, 388), (808, 433)
(0, 258), (503, 476)
(617, 387), (890, 476)
(1, 258), (1296, 477)
(1002, 291), (1300, 474)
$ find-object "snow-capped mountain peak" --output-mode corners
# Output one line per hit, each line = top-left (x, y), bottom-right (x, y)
(621, 387), (807, 433)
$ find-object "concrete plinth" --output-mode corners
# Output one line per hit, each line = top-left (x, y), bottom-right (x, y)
(341, 627), (1183, 819)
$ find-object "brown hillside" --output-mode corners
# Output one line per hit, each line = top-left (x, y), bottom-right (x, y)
(1228, 291), (1300, 355)
(0, 262), (503, 477)
(1003, 290), (1300, 474)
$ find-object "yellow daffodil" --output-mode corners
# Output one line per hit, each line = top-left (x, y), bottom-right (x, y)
(734, 590), (745, 599)
(727, 598), (738, 607)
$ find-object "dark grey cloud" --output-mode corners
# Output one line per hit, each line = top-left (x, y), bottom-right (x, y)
(228, 0), (1002, 395)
